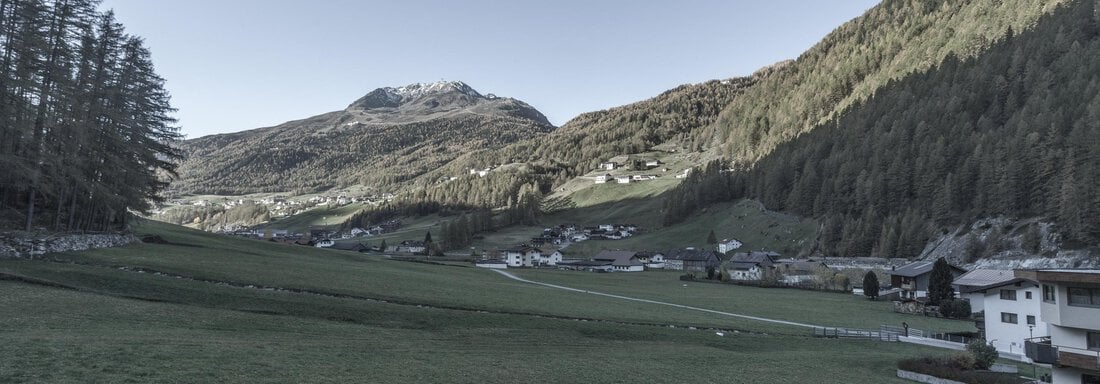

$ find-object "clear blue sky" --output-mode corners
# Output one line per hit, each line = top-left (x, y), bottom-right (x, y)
(100, 0), (880, 139)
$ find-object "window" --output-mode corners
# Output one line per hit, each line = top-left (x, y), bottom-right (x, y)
(1026, 315), (1035, 326)
(1025, 291), (1032, 300)
(1043, 284), (1056, 303)
(1089, 332), (1100, 351)
(1000, 312), (1018, 324)
(1068, 287), (1100, 307)
(1000, 289), (1017, 300)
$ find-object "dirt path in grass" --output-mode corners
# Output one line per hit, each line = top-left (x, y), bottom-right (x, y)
(492, 270), (821, 329)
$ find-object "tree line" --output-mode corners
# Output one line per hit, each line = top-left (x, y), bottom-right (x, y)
(1, 0), (180, 231)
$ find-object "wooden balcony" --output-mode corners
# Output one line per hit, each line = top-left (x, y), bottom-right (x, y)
(1058, 348), (1100, 371)
(1026, 337), (1100, 371)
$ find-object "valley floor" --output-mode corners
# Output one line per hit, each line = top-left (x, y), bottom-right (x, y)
(0, 220), (1014, 383)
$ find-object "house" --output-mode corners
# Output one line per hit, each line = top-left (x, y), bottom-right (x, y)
(645, 160), (661, 168)
(598, 224), (616, 232)
(327, 242), (368, 252)
(615, 176), (632, 184)
(728, 262), (766, 281)
(965, 276), (1049, 361)
(592, 250), (645, 272)
(600, 162), (617, 170)
(539, 250), (563, 266)
(395, 240), (427, 254)
(777, 260), (829, 284)
(499, 246), (543, 267)
(595, 174), (612, 184)
(663, 249), (723, 272)
(635, 251), (665, 269)
(954, 269), (1018, 314)
(726, 252), (779, 281)
(717, 238), (743, 253)
(889, 260), (966, 300)
(1020, 269), (1100, 384)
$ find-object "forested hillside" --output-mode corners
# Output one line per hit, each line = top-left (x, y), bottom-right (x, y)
(0, 0), (180, 231)
(669, 0), (1100, 257)
(696, 0), (1068, 162)
(405, 73), (767, 209)
(173, 82), (553, 195)
(403, 0), (1067, 215)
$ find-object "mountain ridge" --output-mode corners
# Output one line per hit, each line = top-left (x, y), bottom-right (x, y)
(172, 81), (554, 195)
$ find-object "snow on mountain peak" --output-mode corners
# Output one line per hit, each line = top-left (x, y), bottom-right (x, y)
(348, 81), (487, 110)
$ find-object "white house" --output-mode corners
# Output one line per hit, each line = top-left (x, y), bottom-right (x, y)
(538, 251), (563, 266)
(500, 246), (542, 268)
(594, 174), (611, 184)
(1020, 269), (1100, 384)
(728, 262), (765, 281)
(600, 162), (617, 170)
(954, 269), (1017, 314)
(976, 278), (1049, 361)
(636, 251), (665, 269)
(717, 239), (743, 254)
(615, 176), (632, 184)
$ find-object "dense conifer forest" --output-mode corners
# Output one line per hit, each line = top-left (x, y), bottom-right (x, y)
(0, 0), (180, 231)
(665, 0), (1100, 256)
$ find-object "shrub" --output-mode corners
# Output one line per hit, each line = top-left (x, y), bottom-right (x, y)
(898, 356), (1027, 384)
(938, 299), (972, 319)
(948, 352), (977, 370)
(967, 340), (998, 370)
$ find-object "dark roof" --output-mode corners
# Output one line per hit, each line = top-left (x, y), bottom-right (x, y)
(728, 261), (762, 271)
(329, 242), (368, 251)
(499, 246), (542, 253)
(664, 249), (722, 262)
(613, 259), (644, 267)
(968, 278), (1038, 293)
(592, 250), (639, 263)
(559, 260), (612, 267)
(891, 260), (965, 277)
(953, 269), (1016, 292)
(729, 252), (777, 267)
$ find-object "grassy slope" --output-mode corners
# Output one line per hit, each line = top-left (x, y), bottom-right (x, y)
(0, 220), (1001, 382)
(544, 199), (817, 258)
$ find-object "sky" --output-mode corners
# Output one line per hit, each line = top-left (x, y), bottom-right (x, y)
(99, 0), (881, 139)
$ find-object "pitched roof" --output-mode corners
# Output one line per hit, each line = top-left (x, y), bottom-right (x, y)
(592, 250), (639, 263)
(953, 269), (1016, 291)
(728, 261), (762, 271)
(664, 249), (722, 261)
(729, 252), (777, 267)
(891, 260), (965, 277)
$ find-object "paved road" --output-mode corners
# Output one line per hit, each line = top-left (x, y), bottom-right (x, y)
(491, 269), (820, 329)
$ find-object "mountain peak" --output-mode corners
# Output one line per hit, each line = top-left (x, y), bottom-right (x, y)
(347, 80), (485, 110)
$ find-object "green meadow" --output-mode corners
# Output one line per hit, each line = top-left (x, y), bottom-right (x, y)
(0, 220), (1020, 383)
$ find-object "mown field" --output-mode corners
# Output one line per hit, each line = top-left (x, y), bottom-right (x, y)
(0, 220), (1017, 383)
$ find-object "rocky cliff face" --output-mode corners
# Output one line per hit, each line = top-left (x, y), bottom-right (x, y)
(919, 218), (1098, 269)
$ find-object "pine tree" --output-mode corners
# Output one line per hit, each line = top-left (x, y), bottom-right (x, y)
(927, 258), (956, 306)
(862, 270), (880, 300)
(706, 230), (717, 245)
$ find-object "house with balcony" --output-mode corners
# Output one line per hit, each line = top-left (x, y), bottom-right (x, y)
(1020, 269), (1100, 384)
(889, 260), (965, 300)
(970, 276), (1049, 361)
